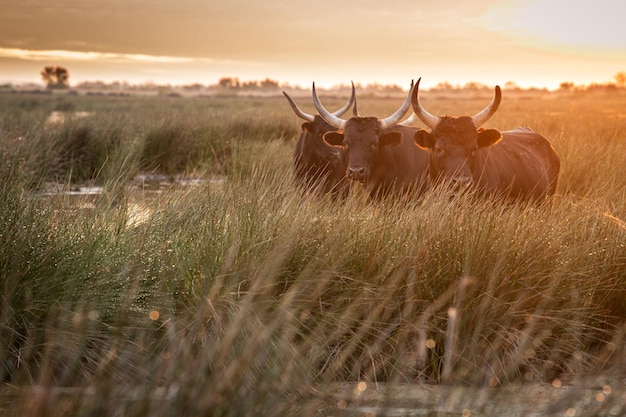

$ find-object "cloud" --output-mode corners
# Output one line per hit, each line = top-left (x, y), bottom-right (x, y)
(0, 46), (278, 86)
(0, 48), (198, 63)
(0, 48), (272, 69)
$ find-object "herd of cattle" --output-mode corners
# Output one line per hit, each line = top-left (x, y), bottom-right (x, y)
(284, 78), (560, 203)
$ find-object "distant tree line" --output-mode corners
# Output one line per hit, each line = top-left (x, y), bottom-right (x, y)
(33, 67), (626, 94)
(218, 77), (281, 91)
(558, 72), (626, 93)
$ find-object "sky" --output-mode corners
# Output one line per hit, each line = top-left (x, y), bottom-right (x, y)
(1, 0), (625, 90)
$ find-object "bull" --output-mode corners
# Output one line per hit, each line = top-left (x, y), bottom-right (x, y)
(312, 80), (430, 200)
(283, 84), (355, 199)
(411, 78), (560, 202)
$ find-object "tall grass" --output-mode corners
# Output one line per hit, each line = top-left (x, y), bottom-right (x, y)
(0, 90), (625, 416)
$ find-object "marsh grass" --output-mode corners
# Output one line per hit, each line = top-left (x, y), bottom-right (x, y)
(1, 91), (625, 416)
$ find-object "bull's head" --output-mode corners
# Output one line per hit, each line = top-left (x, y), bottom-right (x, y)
(411, 78), (502, 188)
(283, 82), (355, 164)
(312, 80), (414, 184)
(284, 83), (356, 194)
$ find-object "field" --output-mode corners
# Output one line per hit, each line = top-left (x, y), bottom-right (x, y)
(1, 89), (626, 416)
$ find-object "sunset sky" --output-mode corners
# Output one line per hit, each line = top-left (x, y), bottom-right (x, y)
(1, 0), (625, 90)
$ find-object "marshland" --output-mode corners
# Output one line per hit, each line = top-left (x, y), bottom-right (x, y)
(1, 87), (625, 416)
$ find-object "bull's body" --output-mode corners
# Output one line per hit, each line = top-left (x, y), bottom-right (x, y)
(327, 121), (429, 199)
(411, 79), (560, 202)
(292, 115), (348, 198)
(464, 126), (560, 200)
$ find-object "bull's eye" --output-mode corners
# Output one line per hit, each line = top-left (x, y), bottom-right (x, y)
(368, 143), (379, 152)
(343, 143), (349, 151)
(434, 147), (446, 156)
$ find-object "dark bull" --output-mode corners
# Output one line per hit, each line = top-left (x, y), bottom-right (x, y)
(283, 83), (355, 198)
(411, 78), (560, 201)
(312, 81), (429, 200)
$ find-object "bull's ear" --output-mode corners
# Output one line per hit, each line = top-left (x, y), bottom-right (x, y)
(477, 128), (502, 147)
(323, 131), (344, 147)
(413, 130), (434, 149)
(301, 122), (314, 132)
(380, 130), (403, 147)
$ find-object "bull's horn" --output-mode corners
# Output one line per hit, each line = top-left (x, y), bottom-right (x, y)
(332, 81), (356, 117)
(398, 112), (417, 126)
(411, 77), (440, 129)
(380, 79), (414, 129)
(353, 96), (360, 117)
(282, 91), (315, 122)
(471, 85), (502, 127)
(312, 82), (347, 130)
(283, 81), (354, 122)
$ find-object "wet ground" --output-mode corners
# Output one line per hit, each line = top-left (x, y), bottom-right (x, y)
(316, 380), (626, 417)
(38, 172), (218, 227)
(3, 380), (624, 417)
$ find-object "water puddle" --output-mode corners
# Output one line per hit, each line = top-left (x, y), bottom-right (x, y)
(37, 173), (219, 227)
(45, 111), (95, 125)
(41, 184), (104, 197)
(131, 173), (208, 190)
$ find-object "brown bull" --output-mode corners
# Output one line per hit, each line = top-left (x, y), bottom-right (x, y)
(312, 80), (430, 200)
(283, 84), (356, 199)
(411, 78), (560, 201)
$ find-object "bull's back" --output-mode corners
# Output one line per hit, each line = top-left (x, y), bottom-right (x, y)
(477, 130), (560, 200)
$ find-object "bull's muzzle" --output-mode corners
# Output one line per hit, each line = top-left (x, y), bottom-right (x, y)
(347, 166), (366, 182)
(452, 175), (474, 191)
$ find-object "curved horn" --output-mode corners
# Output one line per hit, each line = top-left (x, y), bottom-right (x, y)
(380, 79), (414, 129)
(282, 91), (315, 122)
(411, 77), (440, 129)
(283, 81), (355, 122)
(331, 81), (356, 117)
(471, 85), (502, 127)
(312, 82), (347, 130)
(353, 95), (360, 117)
(398, 112), (417, 126)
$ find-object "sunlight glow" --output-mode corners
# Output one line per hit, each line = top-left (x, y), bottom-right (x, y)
(483, 0), (626, 52)
(0, 1), (624, 89)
